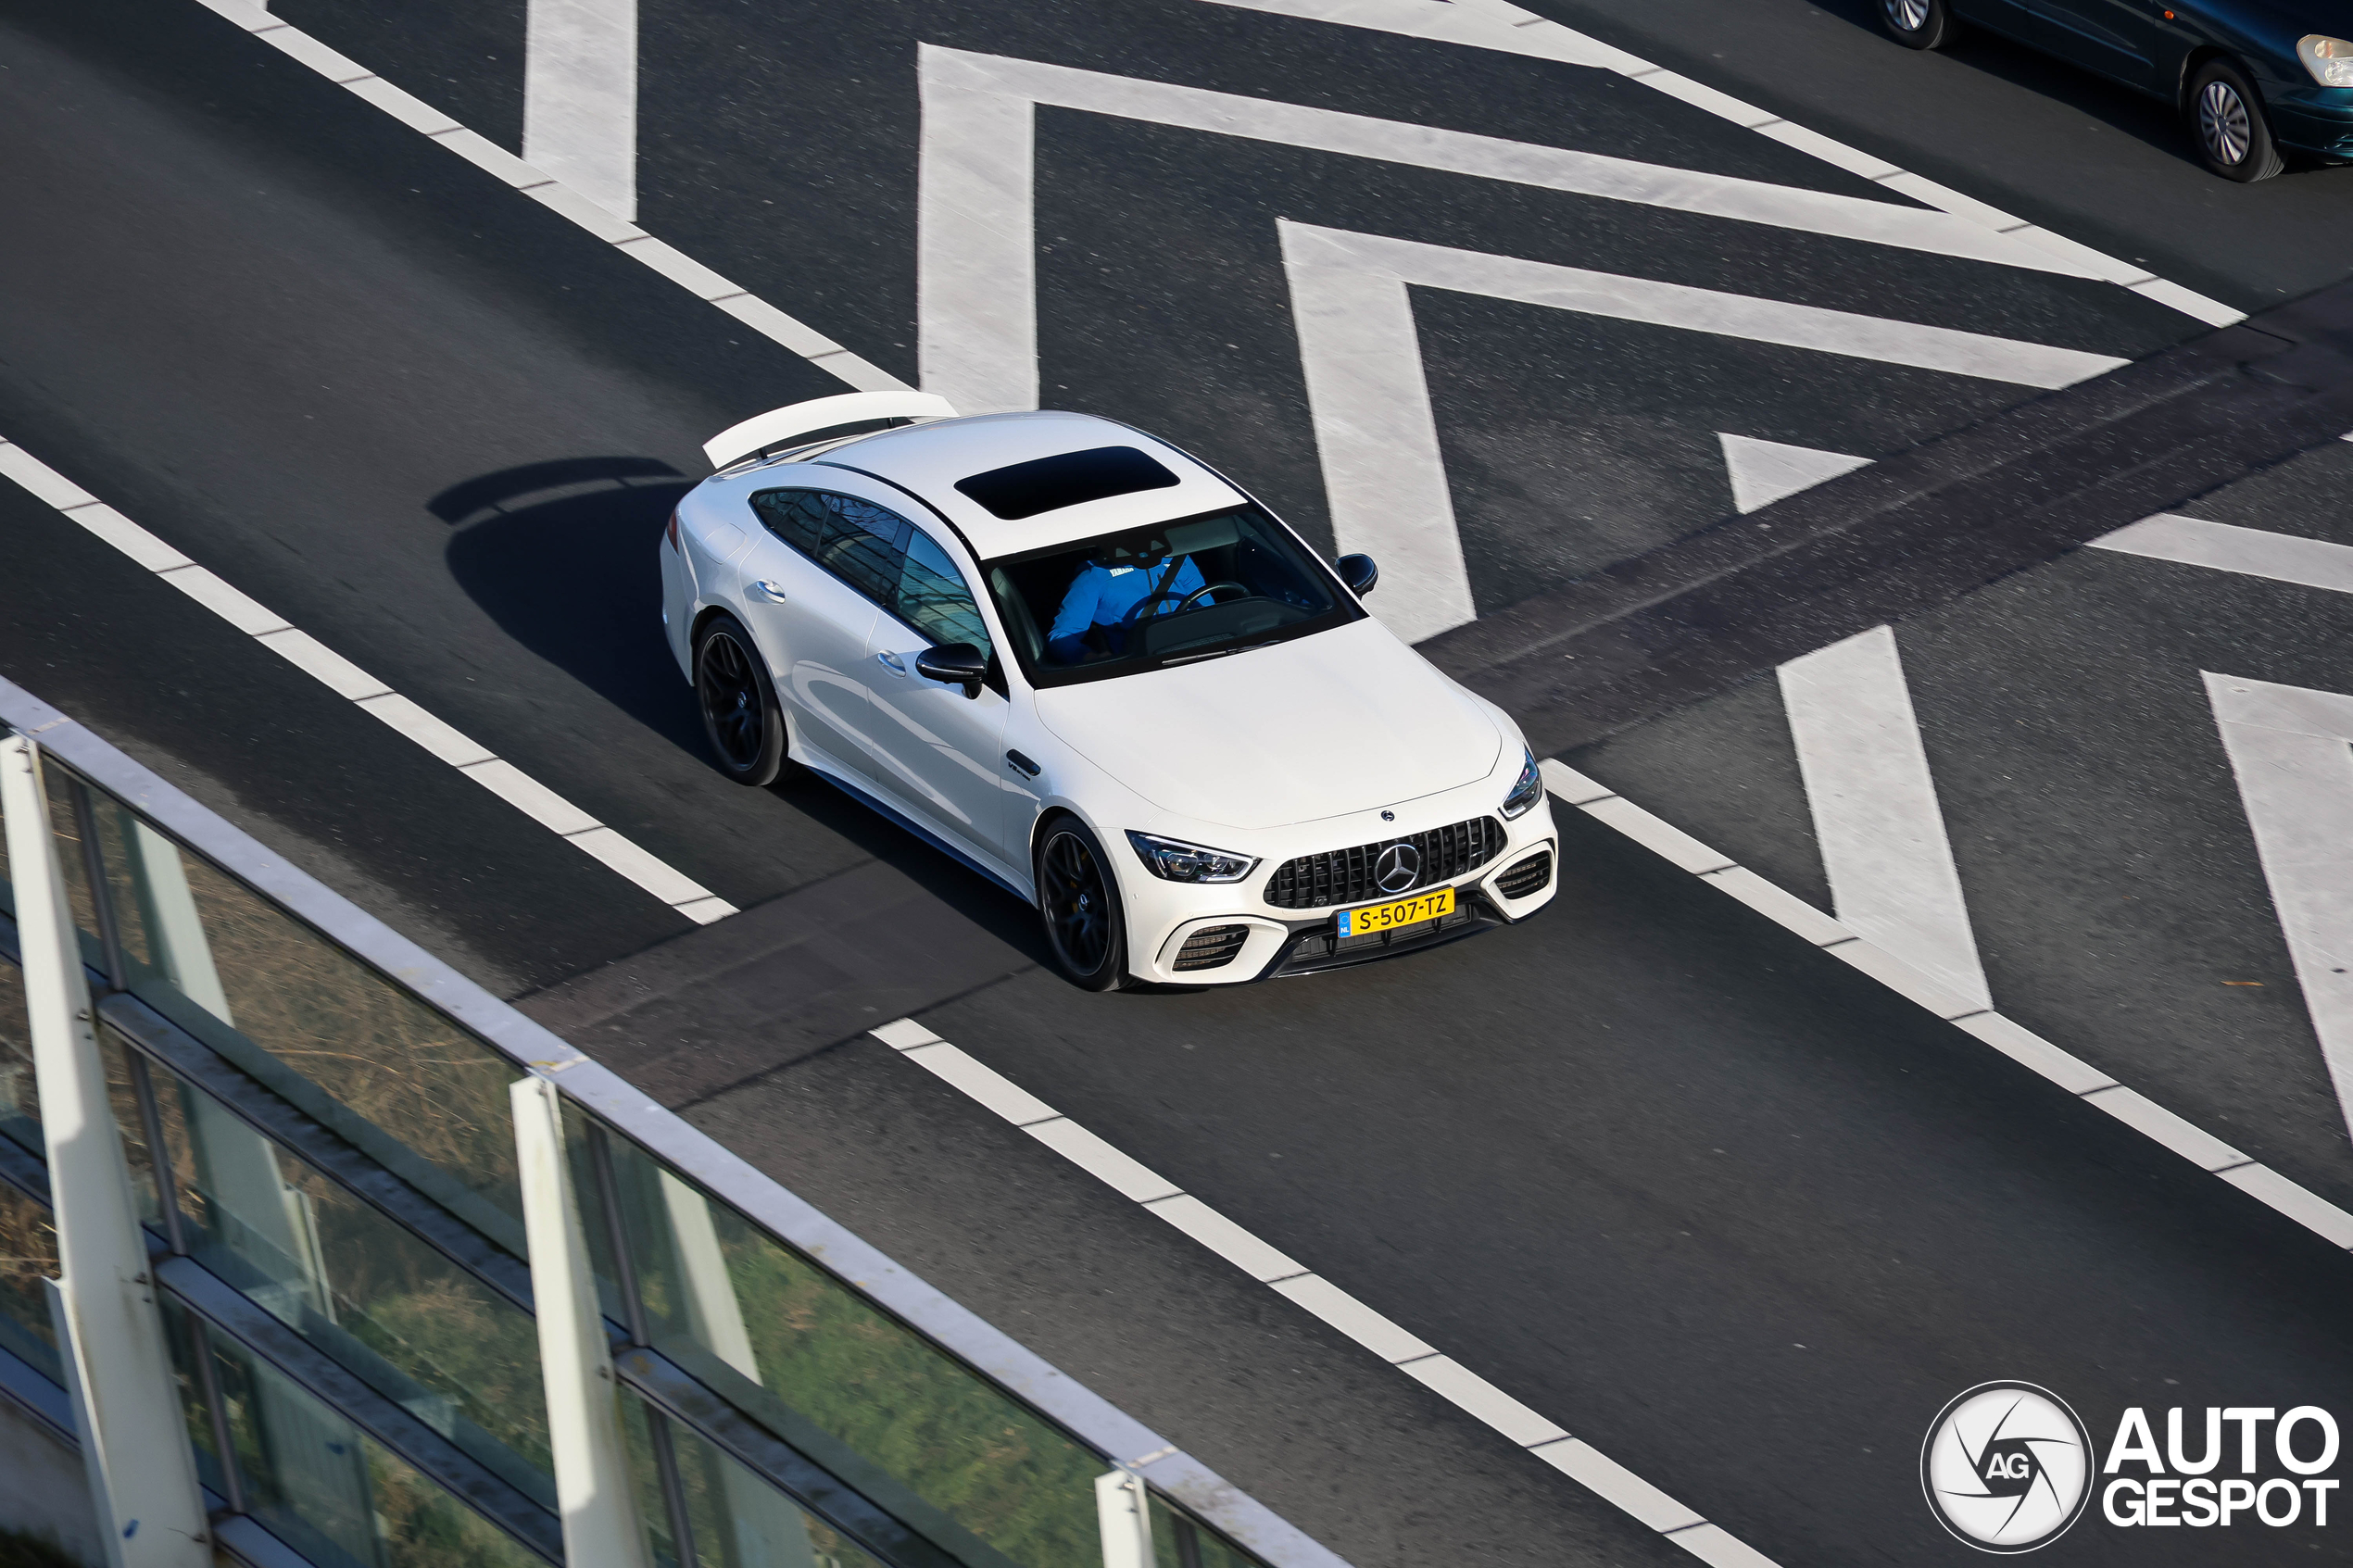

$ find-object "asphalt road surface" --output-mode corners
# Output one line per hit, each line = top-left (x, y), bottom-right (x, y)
(4, 1), (2351, 1565)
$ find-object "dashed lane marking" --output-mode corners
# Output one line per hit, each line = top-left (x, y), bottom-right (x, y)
(1204, 0), (2244, 329)
(522, 0), (639, 222)
(868, 1017), (1790, 1568)
(188, 0), (903, 395)
(0, 437), (737, 927)
(1539, 759), (2353, 1252)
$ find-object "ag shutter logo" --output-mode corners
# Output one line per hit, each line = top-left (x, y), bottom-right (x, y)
(1921, 1382), (2094, 1552)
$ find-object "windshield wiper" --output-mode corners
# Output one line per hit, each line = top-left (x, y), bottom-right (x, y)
(1159, 640), (1279, 667)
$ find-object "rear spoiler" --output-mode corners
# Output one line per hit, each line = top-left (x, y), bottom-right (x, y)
(702, 391), (959, 471)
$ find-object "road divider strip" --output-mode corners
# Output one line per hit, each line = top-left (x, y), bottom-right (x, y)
(0, 437), (736, 927)
(186, 0), (904, 395)
(1206, 0), (2243, 328)
(1539, 759), (2353, 1252)
(869, 1019), (1785, 1568)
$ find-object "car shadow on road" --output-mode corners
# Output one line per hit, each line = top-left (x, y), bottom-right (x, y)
(436, 458), (1060, 963)
(437, 458), (702, 755)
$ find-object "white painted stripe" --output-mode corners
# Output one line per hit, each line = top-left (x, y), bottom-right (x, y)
(157, 564), (293, 636)
(1530, 1438), (1704, 1532)
(916, 43), (2129, 418)
(1951, 1012), (2116, 1097)
(1267, 1275), (1439, 1363)
(1139, 1195), (1311, 1282)
(184, 0), (899, 402)
(1197, 0), (2243, 327)
(1396, 1356), (1568, 1446)
(0, 434), (736, 924)
(1023, 1119), (1185, 1203)
(899, 1042), (1061, 1124)
(874, 1018), (1787, 1564)
(522, 0), (638, 222)
(1777, 626), (1992, 1010)
(353, 692), (498, 768)
(1698, 867), (1851, 947)
(2204, 672), (2353, 1149)
(1821, 936), (1984, 1021)
(1717, 433), (1870, 515)
(1578, 797), (1735, 874)
(2093, 513), (2353, 596)
(252, 628), (394, 700)
(1547, 759), (2353, 1250)
(2081, 1085), (2249, 1173)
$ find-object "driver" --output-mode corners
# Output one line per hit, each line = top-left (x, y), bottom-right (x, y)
(1045, 541), (1206, 664)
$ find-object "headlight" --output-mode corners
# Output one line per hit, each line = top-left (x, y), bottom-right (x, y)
(1126, 832), (1259, 883)
(1500, 748), (1544, 820)
(2301, 34), (2353, 85)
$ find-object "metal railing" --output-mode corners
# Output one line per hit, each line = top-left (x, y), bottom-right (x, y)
(0, 675), (1331, 1568)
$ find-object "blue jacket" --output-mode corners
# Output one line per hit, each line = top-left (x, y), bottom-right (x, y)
(1047, 557), (1206, 662)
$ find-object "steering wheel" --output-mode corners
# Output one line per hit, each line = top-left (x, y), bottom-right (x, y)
(1176, 581), (1249, 612)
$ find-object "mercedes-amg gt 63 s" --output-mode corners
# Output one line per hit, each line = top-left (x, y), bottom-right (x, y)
(661, 391), (1557, 989)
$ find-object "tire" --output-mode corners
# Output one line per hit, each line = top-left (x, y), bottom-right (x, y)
(1879, 0), (1958, 49)
(2188, 58), (2284, 182)
(694, 614), (787, 787)
(1035, 817), (1133, 991)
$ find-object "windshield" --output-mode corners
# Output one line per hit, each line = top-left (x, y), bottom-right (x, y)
(983, 505), (1359, 686)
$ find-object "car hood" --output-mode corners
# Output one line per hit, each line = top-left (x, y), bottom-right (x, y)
(1034, 618), (1503, 831)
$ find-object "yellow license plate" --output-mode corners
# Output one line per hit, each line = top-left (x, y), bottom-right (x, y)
(1336, 885), (1453, 937)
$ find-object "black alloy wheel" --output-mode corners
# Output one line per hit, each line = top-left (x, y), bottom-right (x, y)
(1037, 820), (1131, 991)
(695, 615), (786, 786)
(2188, 58), (2284, 182)
(1880, 0), (1958, 49)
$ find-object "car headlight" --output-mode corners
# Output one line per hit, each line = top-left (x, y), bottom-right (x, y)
(1500, 748), (1544, 820)
(1126, 832), (1259, 883)
(2301, 34), (2353, 85)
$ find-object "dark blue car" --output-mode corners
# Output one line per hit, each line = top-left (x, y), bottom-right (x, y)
(1881, 0), (2353, 179)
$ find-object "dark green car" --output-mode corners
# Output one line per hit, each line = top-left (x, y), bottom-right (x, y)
(1881, 0), (2353, 180)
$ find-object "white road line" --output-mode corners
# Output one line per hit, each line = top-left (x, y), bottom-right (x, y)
(2204, 673), (2353, 1150)
(1777, 626), (1992, 1010)
(916, 43), (2131, 419)
(1537, 759), (2353, 1251)
(1717, 433), (1870, 515)
(522, 0), (638, 221)
(1277, 220), (2120, 639)
(869, 1017), (1786, 1568)
(0, 438), (736, 927)
(1201, 0), (2244, 328)
(184, 0), (901, 396)
(2093, 512), (2353, 595)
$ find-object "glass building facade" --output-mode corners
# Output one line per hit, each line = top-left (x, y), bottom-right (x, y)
(0, 724), (1263, 1568)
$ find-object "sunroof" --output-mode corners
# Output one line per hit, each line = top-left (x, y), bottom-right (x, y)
(955, 446), (1179, 521)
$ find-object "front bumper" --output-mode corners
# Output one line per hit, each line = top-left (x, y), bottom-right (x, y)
(1129, 826), (1559, 985)
(2266, 83), (2353, 157)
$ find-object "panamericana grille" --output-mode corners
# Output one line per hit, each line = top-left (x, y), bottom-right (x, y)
(1173, 924), (1250, 972)
(1495, 849), (1554, 900)
(1264, 817), (1506, 909)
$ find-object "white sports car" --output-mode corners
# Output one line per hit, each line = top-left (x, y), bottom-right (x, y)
(660, 391), (1558, 988)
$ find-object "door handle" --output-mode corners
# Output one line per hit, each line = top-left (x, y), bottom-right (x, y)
(875, 650), (907, 674)
(1004, 750), (1041, 778)
(748, 579), (787, 603)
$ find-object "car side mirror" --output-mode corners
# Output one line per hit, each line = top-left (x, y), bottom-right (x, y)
(1336, 553), (1378, 596)
(914, 642), (988, 698)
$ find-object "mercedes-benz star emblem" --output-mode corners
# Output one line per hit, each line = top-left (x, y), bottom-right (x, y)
(1920, 1382), (2092, 1553)
(1374, 843), (1421, 894)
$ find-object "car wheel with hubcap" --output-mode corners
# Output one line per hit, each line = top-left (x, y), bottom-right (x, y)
(2188, 58), (2284, 182)
(1879, 0), (1957, 49)
(1036, 817), (1132, 991)
(695, 614), (787, 786)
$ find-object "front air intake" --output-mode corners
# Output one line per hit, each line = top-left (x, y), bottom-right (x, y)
(1172, 924), (1251, 972)
(1495, 850), (1553, 900)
